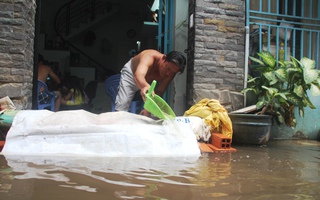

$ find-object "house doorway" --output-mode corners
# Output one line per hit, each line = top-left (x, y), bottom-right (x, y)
(33, 0), (176, 112)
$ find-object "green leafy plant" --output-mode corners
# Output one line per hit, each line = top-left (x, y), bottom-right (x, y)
(242, 51), (320, 127)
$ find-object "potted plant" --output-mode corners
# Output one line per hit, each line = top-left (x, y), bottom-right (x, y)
(229, 51), (320, 144)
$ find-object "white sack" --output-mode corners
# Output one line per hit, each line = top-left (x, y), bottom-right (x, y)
(2, 110), (200, 157)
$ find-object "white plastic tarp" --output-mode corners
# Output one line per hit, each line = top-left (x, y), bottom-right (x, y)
(1, 110), (201, 157)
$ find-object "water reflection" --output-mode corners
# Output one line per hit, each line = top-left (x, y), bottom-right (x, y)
(0, 140), (320, 200)
(1, 155), (201, 199)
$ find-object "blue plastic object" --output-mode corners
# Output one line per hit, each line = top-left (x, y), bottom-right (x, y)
(104, 74), (142, 113)
(37, 80), (55, 111)
(0, 110), (19, 125)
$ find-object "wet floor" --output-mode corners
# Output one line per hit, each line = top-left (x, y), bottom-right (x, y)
(0, 140), (319, 200)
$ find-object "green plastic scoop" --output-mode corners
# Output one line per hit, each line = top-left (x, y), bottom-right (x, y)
(144, 80), (176, 119)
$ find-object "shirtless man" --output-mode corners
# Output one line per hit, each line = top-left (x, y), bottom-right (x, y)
(38, 54), (62, 111)
(115, 49), (186, 116)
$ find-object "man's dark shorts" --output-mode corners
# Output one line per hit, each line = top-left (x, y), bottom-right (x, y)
(39, 91), (56, 104)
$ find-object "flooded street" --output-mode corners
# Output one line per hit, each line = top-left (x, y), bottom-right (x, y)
(0, 140), (319, 200)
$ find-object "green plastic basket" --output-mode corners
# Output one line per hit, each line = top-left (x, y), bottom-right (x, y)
(144, 80), (176, 119)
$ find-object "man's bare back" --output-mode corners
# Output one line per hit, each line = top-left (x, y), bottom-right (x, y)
(38, 64), (60, 84)
(131, 49), (164, 83)
(37, 55), (62, 111)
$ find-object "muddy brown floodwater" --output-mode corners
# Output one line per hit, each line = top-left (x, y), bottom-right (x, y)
(0, 139), (319, 200)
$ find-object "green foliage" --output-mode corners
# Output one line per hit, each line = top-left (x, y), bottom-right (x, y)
(244, 51), (320, 127)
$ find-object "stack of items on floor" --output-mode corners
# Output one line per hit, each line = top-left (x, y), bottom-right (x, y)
(0, 96), (19, 151)
(184, 98), (236, 153)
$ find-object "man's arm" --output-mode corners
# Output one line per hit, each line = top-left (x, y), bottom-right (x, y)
(154, 75), (175, 97)
(48, 67), (61, 85)
(134, 55), (154, 101)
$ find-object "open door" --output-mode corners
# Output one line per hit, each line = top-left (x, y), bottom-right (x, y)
(156, 0), (175, 102)
(157, 0), (174, 54)
(32, 0), (41, 109)
(186, 0), (195, 109)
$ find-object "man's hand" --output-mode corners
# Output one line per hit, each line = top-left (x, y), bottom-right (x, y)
(140, 86), (150, 102)
(140, 109), (151, 117)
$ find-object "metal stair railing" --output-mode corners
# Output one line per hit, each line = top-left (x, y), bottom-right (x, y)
(55, 0), (113, 37)
(54, 0), (117, 76)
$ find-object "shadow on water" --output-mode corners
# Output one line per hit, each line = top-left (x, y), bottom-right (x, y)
(0, 140), (319, 200)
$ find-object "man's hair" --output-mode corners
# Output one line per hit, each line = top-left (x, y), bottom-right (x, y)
(165, 51), (186, 73)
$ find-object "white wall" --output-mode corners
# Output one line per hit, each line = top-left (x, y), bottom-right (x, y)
(173, 0), (189, 116)
(271, 91), (320, 140)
